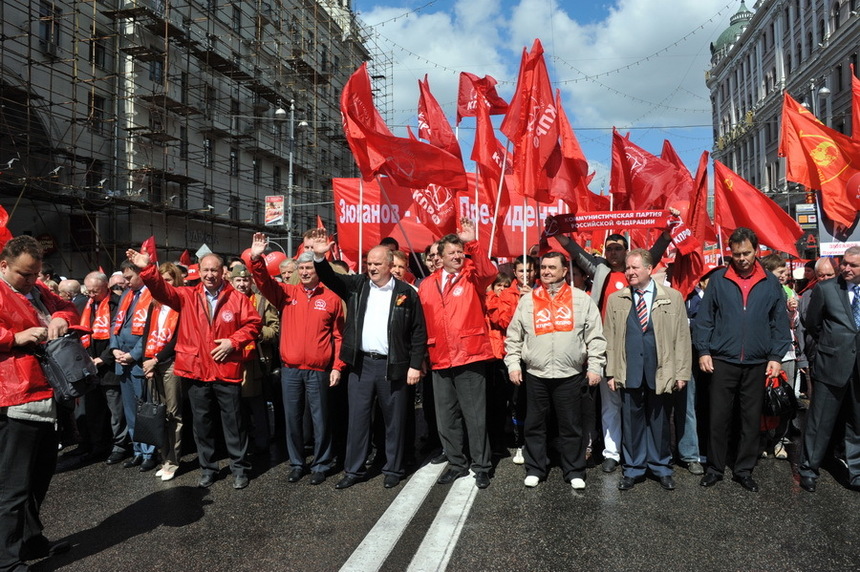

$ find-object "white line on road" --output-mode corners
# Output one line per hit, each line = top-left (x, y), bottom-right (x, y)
(339, 462), (447, 572)
(406, 472), (479, 572)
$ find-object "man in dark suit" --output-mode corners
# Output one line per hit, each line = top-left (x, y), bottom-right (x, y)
(311, 231), (427, 490)
(799, 246), (860, 492)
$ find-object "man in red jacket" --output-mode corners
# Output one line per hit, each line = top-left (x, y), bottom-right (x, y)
(126, 247), (262, 490)
(249, 234), (345, 486)
(418, 218), (496, 489)
(0, 236), (77, 569)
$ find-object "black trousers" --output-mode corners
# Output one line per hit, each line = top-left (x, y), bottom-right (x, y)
(0, 415), (58, 571)
(186, 379), (250, 477)
(707, 359), (766, 478)
(524, 372), (586, 482)
(345, 355), (408, 478)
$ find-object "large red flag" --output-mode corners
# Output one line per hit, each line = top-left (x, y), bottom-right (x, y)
(456, 72), (509, 125)
(341, 64), (468, 190)
(0, 205), (12, 250)
(417, 75), (462, 160)
(179, 249), (191, 266)
(849, 64), (860, 140)
(713, 160), (803, 256)
(545, 91), (591, 212)
(500, 39), (559, 202)
(779, 91), (860, 228)
(610, 129), (693, 210)
(470, 90), (511, 221)
(670, 152), (711, 298)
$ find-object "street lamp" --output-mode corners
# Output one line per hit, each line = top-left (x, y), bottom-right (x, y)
(804, 79), (832, 124)
(273, 100), (310, 255)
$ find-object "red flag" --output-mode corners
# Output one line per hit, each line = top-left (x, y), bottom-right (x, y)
(471, 89), (512, 221)
(316, 215), (326, 230)
(341, 64), (468, 190)
(545, 91), (591, 212)
(713, 160), (803, 256)
(669, 152), (711, 298)
(660, 140), (689, 177)
(500, 39), (559, 202)
(0, 205), (12, 251)
(852, 64), (860, 140)
(610, 129), (693, 210)
(179, 249), (191, 266)
(141, 236), (158, 264)
(456, 72), (509, 125)
(417, 75), (462, 160)
(779, 91), (860, 228)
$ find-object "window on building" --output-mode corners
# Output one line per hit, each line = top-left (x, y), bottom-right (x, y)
(273, 166), (281, 191)
(204, 187), (214, 209)
(204, 85), (217, 119)
(203, 138), (213, 168)
(232, 4), (242, 33)
(230, 195), (241, 220)
(86, 160), (104, 189)
(852, 53), (858, 76)
(231, 98), (240, 132)
(819, 19), (826, 42)
(180, 72), (189, 105)
(88, 93), (106, 134)
(833, 1), (843, 30)
(836, 64), (844, 91)
(179, 126), (188, 159)
(252, 158), (261, 184)
(253, 199), (262, 224)
(39, 2), (61, 56)
(149, 56), (164, 84)
(229, 147), (239, 177)
(90, 31), (110, 69)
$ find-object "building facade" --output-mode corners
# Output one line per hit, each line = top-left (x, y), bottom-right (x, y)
(707, 0), (859, 211)
(0, 0), (379, 276)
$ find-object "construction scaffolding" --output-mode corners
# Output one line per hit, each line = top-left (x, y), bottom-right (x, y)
(0, 0), (388, 276)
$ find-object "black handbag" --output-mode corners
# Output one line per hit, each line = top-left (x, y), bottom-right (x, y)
(763, 370), (798, 417)
(37, 332), (98, 403)
(134, 378), (166, 450)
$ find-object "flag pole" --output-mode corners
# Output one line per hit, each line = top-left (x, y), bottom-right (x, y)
(375, 176), (427, 279)
(523, 195), (528, 267)
(358, 179), (364, 274)
(488, 142), (510, 259)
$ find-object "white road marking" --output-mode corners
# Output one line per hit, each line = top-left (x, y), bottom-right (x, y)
(406, 471), (479, 572)
(339, 462), (447, 572)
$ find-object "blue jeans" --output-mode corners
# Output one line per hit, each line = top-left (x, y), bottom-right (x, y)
(674, 374), (701, 463)
(118, 369), (156, 460)
(281, 368), (334, 472)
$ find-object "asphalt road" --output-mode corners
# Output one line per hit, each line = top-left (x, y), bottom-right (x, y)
(31, 426), (860, 572)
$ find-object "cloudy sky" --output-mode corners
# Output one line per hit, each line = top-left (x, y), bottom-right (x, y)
(350, 0), (743, 191)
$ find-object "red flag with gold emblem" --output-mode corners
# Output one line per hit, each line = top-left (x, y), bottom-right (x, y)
(713, 160), (803, 256)
(779, 92), (860, 228)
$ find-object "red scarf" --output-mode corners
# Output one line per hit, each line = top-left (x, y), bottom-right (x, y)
(144, 303), (179, 358)
(113, 287), (152, 336)
(80, 296), (111, 348)
(532, 282), (574, 335)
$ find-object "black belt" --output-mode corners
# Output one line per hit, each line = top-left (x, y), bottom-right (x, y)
(362, 351), (387, 360)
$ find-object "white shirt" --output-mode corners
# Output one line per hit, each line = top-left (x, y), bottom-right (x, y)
(361, 276), (395, 354)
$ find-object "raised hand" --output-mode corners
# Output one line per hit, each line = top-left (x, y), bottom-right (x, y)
(310, 228), (333, 256)
(457, 217), (476, 243)
(250, 233), (268, 260)
(126, 248), (150, 269)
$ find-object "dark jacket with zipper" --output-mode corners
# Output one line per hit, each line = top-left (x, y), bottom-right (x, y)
(693, 262), (791, 365)
(315, 259), (426, 381)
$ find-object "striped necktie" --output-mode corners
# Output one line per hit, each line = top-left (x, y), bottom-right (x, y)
(635, 289), (648, 332)
(852, 284), (860, 329)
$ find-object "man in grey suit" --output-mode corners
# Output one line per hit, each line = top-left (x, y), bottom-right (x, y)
(799, 246), (860, 492)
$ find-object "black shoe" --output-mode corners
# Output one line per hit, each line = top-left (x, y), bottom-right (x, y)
(799, 476), (817, 492)
(105, 451), (128, 465)
(618, 476), (637, 490)
(601, 458), (619, 473)
(287, 468), (306, 483)
(659, 475), (676, 490)
(437, 468), (469, 485)
(700, 472), (723, 487)
(430, 452), (448, 465)
(475, 472), (491, 489)
(733, 475), (760, 492)
(198, 473), (216, 488)
(122, 455), (143, 469)
(139, 458), (158, 472)
(335, 475), (361, 490)
(384, 474), (401, 489)
(233, 475), (249, 490)
(20, 538), (70, 561)
(309, 472), (326, 486)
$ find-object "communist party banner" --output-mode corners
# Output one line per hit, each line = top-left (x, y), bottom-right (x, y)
(332, 175), (573, 259)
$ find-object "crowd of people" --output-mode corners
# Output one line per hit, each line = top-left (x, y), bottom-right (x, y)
(2, 220), (859, 570)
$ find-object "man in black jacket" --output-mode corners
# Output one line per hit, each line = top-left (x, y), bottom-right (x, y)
(312, 231), (427, 490)
(694, 227), (791, 492)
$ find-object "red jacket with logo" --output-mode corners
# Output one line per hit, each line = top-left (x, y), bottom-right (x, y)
(0, 281), (79, 406)
(250, 257), (345, 372)
(418, 241), (496, 370)
(140, 264), (262, 383)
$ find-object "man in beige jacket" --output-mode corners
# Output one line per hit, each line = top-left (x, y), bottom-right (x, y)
(505, 252), (606, 490)
(604, 249), (691, 491)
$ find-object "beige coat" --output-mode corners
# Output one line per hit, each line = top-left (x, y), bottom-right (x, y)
(504, 285), (606, 379)
(603, 281), (691, 394)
